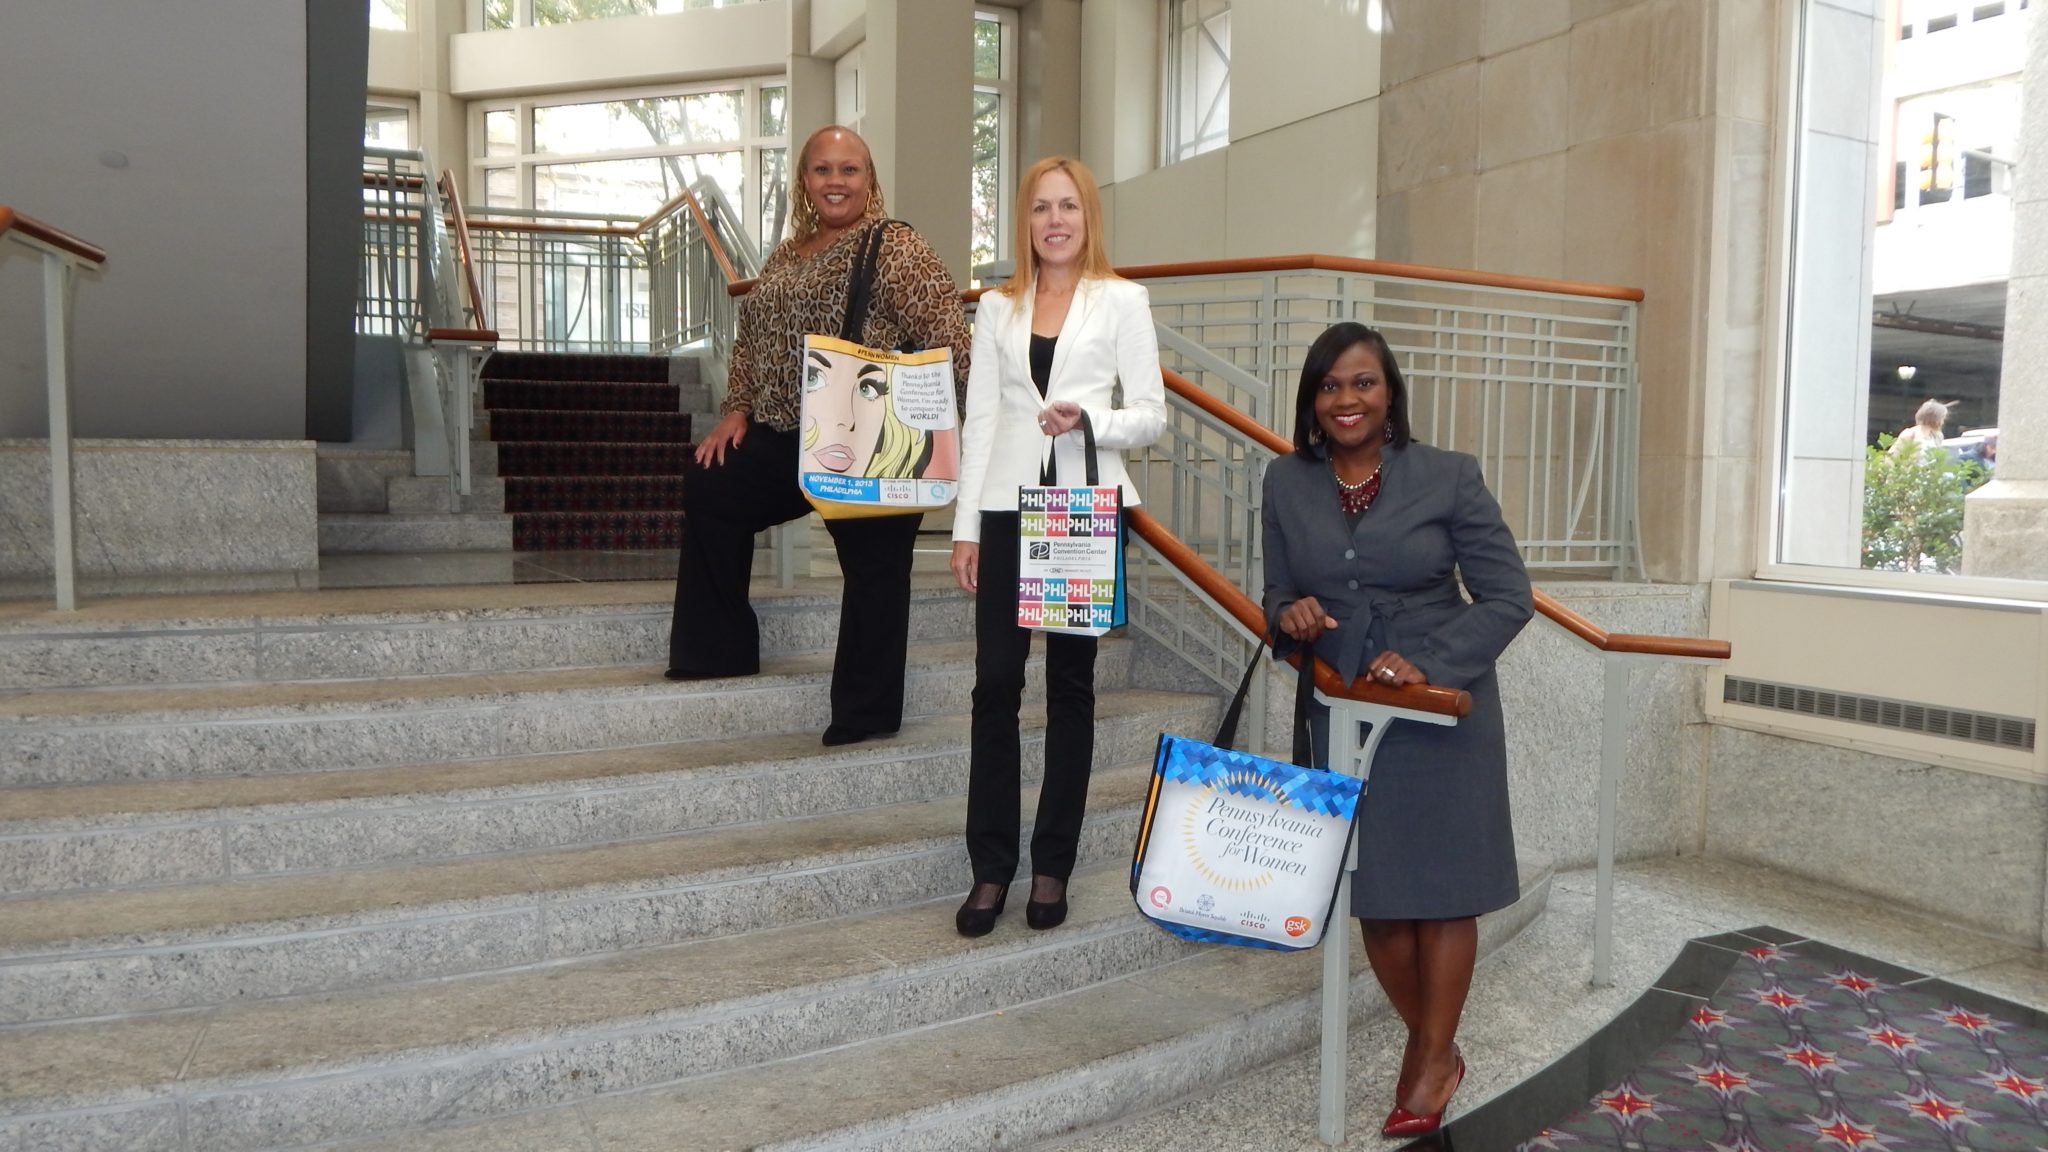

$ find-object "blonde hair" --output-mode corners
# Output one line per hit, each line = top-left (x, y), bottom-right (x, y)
(997, 156), (1117, 298)
(785, 125), (888, 249)
(800, 398), (930, 479)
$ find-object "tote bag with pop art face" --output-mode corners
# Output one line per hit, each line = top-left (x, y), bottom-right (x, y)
(797, 221), (958, 520)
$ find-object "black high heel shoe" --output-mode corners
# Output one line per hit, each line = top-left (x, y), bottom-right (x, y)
(955, 882), (1008, 937)
(1025, 876), (1068, 930)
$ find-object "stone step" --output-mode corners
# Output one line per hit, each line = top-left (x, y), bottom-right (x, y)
(383, 475), (506, 515)
(0, 870), (1551, 1152)
(0, 762), (1167, 1023)
(0, 689), (1212, 895)
(0, 866), (1203, 1152)
(0, 579), (967, 691)
(0, 633), (1104, 787)
(318, 512), (515, 554)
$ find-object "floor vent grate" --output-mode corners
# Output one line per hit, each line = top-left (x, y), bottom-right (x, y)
(1723, 677), (2035, 751)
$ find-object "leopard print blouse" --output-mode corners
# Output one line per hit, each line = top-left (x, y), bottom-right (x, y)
(723, 219), (972, 432)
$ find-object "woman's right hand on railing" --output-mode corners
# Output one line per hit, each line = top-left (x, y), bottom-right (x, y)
(1277, 596), (1340, 644)
(694, 412), (750, 468)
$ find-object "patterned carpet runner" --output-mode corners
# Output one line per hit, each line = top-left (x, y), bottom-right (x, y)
(481, 351), (692, 550)
(1430, 929), (2048, 1151)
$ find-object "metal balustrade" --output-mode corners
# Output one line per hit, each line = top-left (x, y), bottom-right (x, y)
(1139, 261), (1643, 578)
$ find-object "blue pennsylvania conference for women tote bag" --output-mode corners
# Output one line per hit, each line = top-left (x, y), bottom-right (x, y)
(1130, 641), (1362, 951)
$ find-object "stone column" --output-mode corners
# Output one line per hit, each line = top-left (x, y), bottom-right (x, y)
(861, 0), (975, 282)
(1963, 8), (2048, 576)
(1021, 0), (1084, 164)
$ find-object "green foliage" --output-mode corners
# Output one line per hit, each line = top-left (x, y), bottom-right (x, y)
(1861, 434), (1991, 573)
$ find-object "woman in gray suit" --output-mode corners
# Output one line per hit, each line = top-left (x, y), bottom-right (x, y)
(1262, 322), (1532, 1138)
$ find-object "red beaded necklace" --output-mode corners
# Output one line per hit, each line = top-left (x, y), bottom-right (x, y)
(1334, 461), (1383, 515)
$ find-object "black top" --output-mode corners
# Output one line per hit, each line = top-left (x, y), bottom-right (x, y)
(1029, 333), (1056, 397)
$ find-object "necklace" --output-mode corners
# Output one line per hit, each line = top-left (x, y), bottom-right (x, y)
(1333, 460), (1383, 515)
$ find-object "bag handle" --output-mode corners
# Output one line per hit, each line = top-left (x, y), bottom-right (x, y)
(1211, 629), (1317, 769)
(1037, 408), (1102, 488)
(838, 219), (899, 343)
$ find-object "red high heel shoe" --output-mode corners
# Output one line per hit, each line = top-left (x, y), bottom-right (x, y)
(1381, 1053), (1464, 1137)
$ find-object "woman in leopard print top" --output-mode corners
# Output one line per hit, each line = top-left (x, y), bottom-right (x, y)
(668, 126), (972, 749)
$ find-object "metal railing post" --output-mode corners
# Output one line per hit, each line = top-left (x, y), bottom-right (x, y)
(1593, 654), (1629, 988)
(1318, 695), (1459, 1147)
(43, 252), (78, 611)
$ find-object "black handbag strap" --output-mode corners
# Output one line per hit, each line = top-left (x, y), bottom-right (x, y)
(839, 219), (900, 343)
(1037, 409), (1102, 488)
(1212, 630), (1317, 768)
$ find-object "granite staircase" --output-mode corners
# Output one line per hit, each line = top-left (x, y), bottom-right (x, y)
(0, 580), (1547, 1151)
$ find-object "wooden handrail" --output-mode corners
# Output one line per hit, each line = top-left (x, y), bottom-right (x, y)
(1530, 589), (1732, 659)
(361, 172), (427, 191)
(427, 326), (500, 344)
(463, 217), (640, 237)
(1150, 370), (1726, 664)
(1113, 254), (1646, 303)
(680, 193), (741, 284)
(438, 170), (489, 331)
(1129, 508), (1470, 717)
(0, 207), (107, 265)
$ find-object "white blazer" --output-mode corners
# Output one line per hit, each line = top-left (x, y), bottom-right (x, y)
(953, 276), (1166, 544)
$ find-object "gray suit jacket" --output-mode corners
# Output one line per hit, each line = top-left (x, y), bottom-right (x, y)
(1261, 440), (1533, 919)
(1260, 441), (1532, 688)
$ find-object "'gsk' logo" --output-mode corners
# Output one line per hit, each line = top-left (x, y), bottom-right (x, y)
(1148, 886), (1172, 909)
(1284, 916), (1313, 938)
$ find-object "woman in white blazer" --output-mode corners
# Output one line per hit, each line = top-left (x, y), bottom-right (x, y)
(949, 156), (1165, 937)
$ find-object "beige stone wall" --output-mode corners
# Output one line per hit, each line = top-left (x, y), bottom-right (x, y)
(1378, 0), (1778, 582)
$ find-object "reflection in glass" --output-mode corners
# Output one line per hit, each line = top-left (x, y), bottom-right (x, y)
(534, 152), (740, 218)
(760, 86), (787, 138)
(760, 147), (788, 257)
(974, 18), (1003, 82)
(484, 168), (518, 209)
(484, 110), (518, 158)
(970, 91), (1002, 272)
(531, 0), (760, 24)
(365, 106), (411, 150)
(533, 93), (743, 154)
(484, 0), (512, 28)
(1777, 0), (2022, 576)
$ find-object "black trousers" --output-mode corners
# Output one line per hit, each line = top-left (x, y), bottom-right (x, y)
(964, 511), (1099, 885)
(668, 421), (922, 734)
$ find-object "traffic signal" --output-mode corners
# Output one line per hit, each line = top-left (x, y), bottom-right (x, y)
(1917, 112), (1957, 195)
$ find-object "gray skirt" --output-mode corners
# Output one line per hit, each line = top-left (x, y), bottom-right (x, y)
(1313, 667), (1519, 921)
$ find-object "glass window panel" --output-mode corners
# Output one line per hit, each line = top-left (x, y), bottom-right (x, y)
(369, 0), (409, 30)
(532, 92), (743, 154)
(534, 151), (739, 218)
(484, 0), (512, 29)
(970, 91), (1001, 271)
(1775, 0), (2022, 577)
(483, 110), (518, 157)
(533, 0), (758, 23)
(974, 18), (1003, 82)
(760, 86), (787, 138)
(759, 147), (788, 256)
(484, 167), (519, 209)
(365, 106), (411, 150)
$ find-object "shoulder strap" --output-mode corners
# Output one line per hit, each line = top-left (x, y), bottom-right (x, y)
(838, 218), (899, 343)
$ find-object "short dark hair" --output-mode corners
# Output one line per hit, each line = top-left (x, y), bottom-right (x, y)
(1290, 322), (1413, 459)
